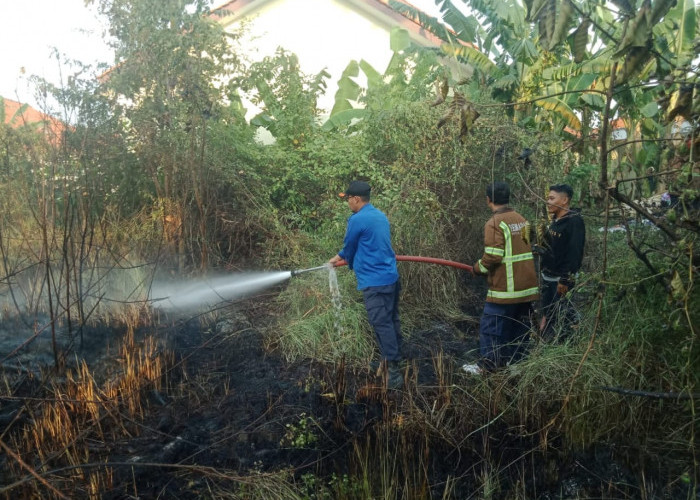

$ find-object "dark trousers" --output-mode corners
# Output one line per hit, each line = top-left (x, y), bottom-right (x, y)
(362, 280), (402, 362)
(541, 280), (577, 341)
(479, 301), (533, 370)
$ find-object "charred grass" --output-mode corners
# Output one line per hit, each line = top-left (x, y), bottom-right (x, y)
(0, 292), (696, 498)
(0, 308), (175, 498)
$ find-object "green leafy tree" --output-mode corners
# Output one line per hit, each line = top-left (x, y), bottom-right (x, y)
(89, 0), (249, 269)
(242, 49), (329, 148)
(324, 26), (446, 133)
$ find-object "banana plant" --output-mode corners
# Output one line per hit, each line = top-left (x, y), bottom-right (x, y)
(0, 98), (29, 127)
(0, 97), (44, 161)
(323, 26), (440, 131)
(391, 0), (587, 131)
(323, 59), (382, 131)
(398, 0), (696, 133)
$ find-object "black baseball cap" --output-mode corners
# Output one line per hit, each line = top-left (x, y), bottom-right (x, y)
(339, 180), (371, 198)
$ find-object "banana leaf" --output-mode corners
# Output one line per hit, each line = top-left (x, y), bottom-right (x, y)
(321, 109), (366, 131)
(441, 44), (497, 75)
(535, 96), (582, 130)
(672, 0), (696, 59)
(388, 0), (453, 43)
(330, 61), (361, 116)
(437, 0), (479, 42)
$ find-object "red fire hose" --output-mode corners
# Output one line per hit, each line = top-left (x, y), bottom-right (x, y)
(334, 255), (473, 273)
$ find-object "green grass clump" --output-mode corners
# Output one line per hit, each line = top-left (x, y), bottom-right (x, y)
(508, 340), (621, 444)
(270, 269), (374, 364)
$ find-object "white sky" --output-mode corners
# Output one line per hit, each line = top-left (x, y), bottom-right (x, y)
(0, 0), (111, 108)
(0, 0), (445, 110)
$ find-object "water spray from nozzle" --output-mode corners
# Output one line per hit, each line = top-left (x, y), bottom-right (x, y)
(290, 264), (331, 277)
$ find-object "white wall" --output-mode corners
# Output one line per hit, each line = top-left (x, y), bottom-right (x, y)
(221, 0), (409, 118)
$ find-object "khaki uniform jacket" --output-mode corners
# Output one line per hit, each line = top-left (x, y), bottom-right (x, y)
(473, 207), (539, 304)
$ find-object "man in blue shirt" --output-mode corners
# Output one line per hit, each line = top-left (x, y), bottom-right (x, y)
(329, 181), (403, 389)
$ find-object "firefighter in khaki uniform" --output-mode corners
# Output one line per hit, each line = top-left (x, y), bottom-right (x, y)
(463, 182), (539, 374)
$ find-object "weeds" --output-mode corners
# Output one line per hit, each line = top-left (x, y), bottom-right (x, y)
(0, 16), (695, 497)
(271, 271), (373, 364)
(280, 412), (318, 449)
(1, 320), (172, 498)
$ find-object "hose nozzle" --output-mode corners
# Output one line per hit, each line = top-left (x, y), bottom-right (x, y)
(291, 264), (329, 277)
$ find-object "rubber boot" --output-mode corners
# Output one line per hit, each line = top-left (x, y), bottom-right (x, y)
(387, 361), (404, 390)
(369, 359), (383, 377)
(370, 359), (406, 376)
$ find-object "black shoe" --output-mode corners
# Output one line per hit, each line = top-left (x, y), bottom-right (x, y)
(387, 362), (404, 390)
(369, 360), (384, 377)
(370, 359), (406, 376)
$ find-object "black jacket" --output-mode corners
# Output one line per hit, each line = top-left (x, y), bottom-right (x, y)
(540, 210), (585, 287)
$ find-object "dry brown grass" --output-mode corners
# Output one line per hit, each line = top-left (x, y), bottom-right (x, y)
(1, 319), (173, 498)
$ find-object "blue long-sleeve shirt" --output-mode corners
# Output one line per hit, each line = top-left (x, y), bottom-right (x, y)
(338, 204), (399, 290)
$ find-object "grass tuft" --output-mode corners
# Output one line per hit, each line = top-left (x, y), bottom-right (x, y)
(270, 270), (373, 364)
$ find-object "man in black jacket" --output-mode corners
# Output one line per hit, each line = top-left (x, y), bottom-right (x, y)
(539, 184), (585, 340)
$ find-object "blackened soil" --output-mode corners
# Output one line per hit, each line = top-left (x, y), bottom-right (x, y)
(102, 306), (488, 498)
(91, 300), (681, 500)
(3, 298), (688, 499)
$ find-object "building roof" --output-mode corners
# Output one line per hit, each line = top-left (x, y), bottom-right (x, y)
(2, 96), (65, 142)
(210, 0), (447, 47)
(610, 118), (626, 130)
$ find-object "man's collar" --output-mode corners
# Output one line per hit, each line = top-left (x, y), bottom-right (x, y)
(492, 205), (512, 214)
(351, 202), (371, 214)
(553, 208), (572, 220)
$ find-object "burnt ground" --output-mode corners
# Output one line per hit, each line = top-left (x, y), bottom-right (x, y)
(102, 304), (646, 499)
(102, 307), (486, 498)
(1, 294), (691, 499)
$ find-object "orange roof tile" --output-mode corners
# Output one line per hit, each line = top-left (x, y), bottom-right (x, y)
(610, 118), (626, 129)
(2, 97), (66, 143)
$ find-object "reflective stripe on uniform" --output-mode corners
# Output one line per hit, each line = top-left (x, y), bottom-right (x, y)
(478, 259), (488, 273)
(498, 220), (535, 296)
(488, 287), (539, 299)
(500, 221), (515, 292)
(485, 246), (504, 256)
(503, 253), (533, 263)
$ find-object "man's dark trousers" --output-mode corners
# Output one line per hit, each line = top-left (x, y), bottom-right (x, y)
(362, 280), (402, 361)
(479, 301), (532, 370)
(541, 280), (578, 340)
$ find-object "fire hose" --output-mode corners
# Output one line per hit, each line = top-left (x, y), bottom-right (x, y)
(291, 255), (473, 276)
(337, 255), (473, 272)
